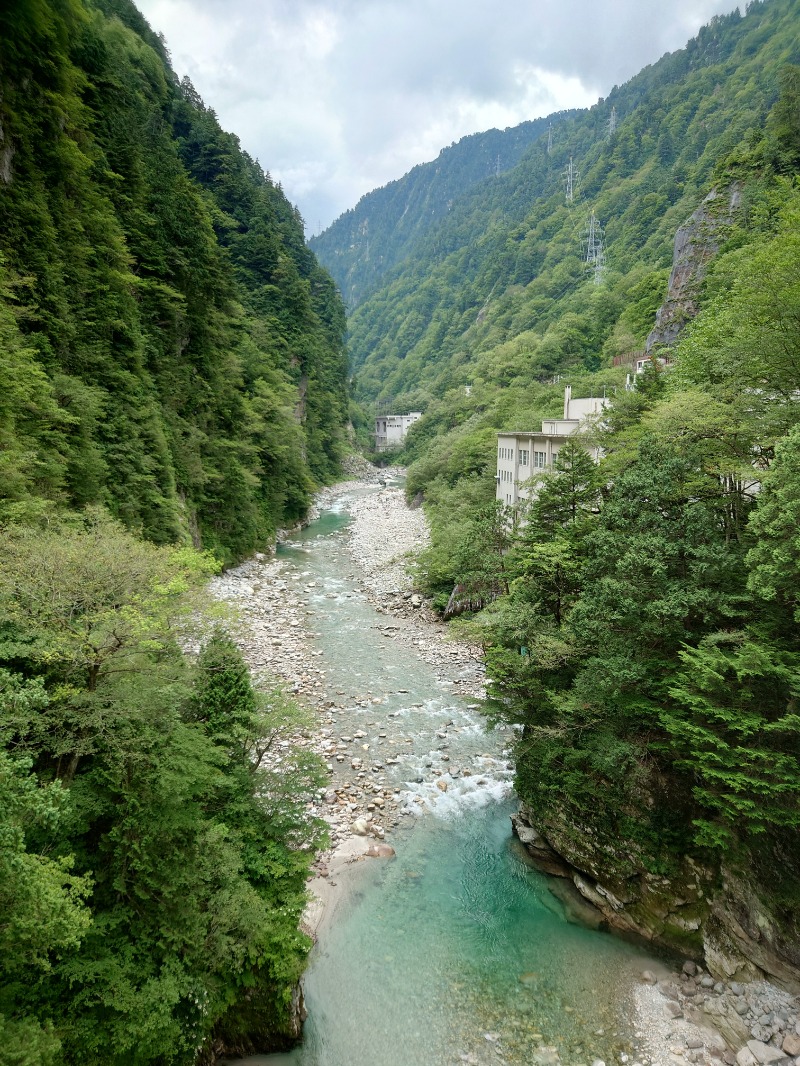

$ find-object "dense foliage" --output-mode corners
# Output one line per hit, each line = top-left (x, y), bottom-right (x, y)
(0, 0), (348, 564)
(0, 2), (343, 1061)
(0, 514), (326, 1064)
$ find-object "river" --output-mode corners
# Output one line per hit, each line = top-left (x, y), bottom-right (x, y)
(227, 486), (668, 1066)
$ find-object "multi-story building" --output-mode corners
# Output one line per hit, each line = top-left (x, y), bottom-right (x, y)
(374, 412), (422, 451)
(495, 386), (608, 509)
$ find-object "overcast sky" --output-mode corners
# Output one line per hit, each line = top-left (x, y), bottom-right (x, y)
(136, 0), (739, 234)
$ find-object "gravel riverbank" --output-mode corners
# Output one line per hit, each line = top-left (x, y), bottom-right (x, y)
(209, 467), (799, 1066)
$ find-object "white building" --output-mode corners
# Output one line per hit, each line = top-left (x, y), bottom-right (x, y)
(496, 386), (608, 509)
(375, 412), (422, 451)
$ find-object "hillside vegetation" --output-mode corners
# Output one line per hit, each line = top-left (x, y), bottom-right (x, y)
(0, 0), (348, 566)
(317, 0), (800, 978)
(0, 1), (347, 1062)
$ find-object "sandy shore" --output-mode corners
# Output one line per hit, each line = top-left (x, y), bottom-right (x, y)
(210, 469), (799, 1066)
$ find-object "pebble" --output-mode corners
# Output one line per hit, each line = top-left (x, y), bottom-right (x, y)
(638, 963), (800, 1066)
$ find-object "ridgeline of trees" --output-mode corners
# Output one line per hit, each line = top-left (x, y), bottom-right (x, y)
(309, 113), (578, 310)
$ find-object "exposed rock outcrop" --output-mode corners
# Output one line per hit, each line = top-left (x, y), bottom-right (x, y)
(646, 184), (742, 353)
(512, 803), (712, 957)
(512, 804), (800, 995)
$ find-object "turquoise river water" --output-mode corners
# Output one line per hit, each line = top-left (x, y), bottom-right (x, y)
(230, 489), (666, 1066)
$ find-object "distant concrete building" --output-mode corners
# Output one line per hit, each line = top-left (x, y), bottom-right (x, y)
(375, 412), (422, 451)
(496, 386), (609, 510)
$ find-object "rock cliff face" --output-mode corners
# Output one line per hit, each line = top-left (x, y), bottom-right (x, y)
(646, 184), (742, 353)
(512, 804), (800, 994)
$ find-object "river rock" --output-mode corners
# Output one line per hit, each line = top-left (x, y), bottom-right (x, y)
(783, 1036), (800, 1058)
(364, 843), (396, 858)
(352, 818), (369, 836)
(746, 1040), (788, 1065)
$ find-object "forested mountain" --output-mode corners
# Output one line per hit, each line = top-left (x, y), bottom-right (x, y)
(325, 0), (800, 984)
(331, 0), (796, 420)
(0, 0), (348, 565)
(309, 113), (577, 308)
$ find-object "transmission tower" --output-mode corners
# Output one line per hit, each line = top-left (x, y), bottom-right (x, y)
(495, 153), (501, 177)
(564, 156), (579, 204)
(547, 123), (553, 156)
(583, 211), (606, 285)
(606, 105), (617, 140)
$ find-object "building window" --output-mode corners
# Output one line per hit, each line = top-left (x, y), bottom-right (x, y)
(519, 449), (529, 466)
(534, 451), (546, 468)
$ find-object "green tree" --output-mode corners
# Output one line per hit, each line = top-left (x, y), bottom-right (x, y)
(663, 631), (800, 847)
(0, 735), (91, 1066)
(746, 422), (800, 622)
(0, 511), (217, 782)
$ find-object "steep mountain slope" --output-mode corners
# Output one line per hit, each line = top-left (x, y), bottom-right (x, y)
(309, 113), (576, 308)
(0, 0), (348, 563)
(334, 0), (796, 416)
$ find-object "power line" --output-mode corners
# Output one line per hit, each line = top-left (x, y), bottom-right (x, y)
(564, 156), (579, 204)
(606, 105), (618, 141)
(583, 211), (606, 284)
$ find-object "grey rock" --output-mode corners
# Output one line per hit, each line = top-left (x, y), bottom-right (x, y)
(665, 1001), (684, 1019)
(746, 1040), (787, 1065)
(737, 1050), (758, 1066)
(660, 981), (683, 1000)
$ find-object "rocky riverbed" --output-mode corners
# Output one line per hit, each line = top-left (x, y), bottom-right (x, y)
(209, 467), (799, 1066)
(208, 471), (494, 888)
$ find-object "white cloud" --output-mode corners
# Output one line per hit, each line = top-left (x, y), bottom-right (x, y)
(136, 0), (740, 232)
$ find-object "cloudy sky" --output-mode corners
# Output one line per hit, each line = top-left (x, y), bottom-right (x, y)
(136, 0), (739, 234)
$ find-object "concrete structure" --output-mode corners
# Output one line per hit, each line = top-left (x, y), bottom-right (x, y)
(495, 386), (609, 510)
(374, 412), (422, 451)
